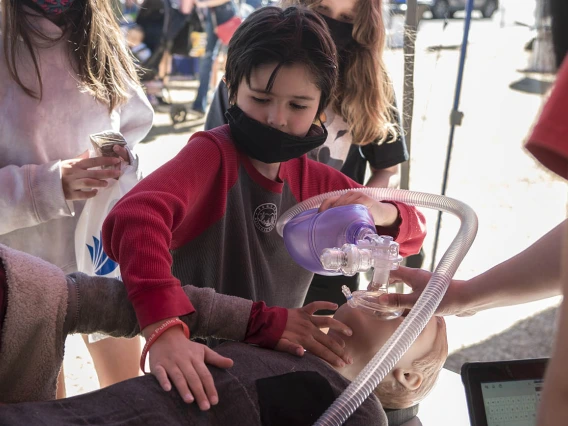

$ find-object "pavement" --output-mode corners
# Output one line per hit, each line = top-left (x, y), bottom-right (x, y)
(64, 1), (566, 396)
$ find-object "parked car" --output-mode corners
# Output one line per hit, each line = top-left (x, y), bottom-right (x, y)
(388, 0), (498, 20)
(389, 0), (434, 16)
(429, 0), (499, 19)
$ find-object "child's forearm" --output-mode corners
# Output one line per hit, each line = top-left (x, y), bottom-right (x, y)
(461, 221), (565, 314)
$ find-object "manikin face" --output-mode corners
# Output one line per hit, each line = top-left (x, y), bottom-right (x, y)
(235, 63), (321, 138)
(329, 303), (446, 383)
(315, 0), (358, 23)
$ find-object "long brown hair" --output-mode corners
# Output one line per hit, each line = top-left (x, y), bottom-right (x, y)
(282, 0), (397, 145)
(2, 0), (139, 112)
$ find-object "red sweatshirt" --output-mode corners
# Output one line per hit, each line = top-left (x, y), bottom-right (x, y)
(103, 126), (426, 344)
(526, 58), (568, 179)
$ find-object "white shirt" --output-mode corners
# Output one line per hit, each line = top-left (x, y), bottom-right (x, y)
(0, 14), (154, 272)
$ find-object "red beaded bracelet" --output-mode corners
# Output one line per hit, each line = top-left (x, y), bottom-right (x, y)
(140, 318), (190, 373)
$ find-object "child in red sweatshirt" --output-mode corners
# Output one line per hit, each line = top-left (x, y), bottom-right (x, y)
(103, 6), (426, 410)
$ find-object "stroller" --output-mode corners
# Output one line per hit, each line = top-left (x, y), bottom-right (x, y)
(134, 0), (204, 124)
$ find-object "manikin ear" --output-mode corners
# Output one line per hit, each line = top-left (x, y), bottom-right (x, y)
(392, 368), (424, 391)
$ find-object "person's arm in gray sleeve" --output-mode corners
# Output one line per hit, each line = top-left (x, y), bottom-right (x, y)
(204, 80), (231, 130)
(67, 273), (253, 342)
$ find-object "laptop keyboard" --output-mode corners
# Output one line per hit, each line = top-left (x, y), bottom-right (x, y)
(481, 380), (542, 426)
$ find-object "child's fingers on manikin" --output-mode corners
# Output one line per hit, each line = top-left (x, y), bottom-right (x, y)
(305, 339), (346, 368)
(302, 301), (338, 315)
(167, 365), (195, 404)
(321, 333), (352, 365)
(194, 359), (220, 406)
(309, 315), (352, 337)
(181, 363), (210, 411)
(326, 332), (352, 362)
(275, 338), (305, 357)
(152, 364), (172, 392)
(311, 329), (345, 358)
(203, 347), (234, 369)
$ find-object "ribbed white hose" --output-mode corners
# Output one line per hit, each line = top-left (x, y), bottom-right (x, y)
(276, 188), (478, 426)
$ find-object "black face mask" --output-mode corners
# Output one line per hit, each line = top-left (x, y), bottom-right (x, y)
(225, 105), (328, 164)
(320, 14), (355, 53)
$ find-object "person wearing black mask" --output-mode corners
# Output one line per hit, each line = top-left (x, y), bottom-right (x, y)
(205, 0), (411, 314)
(101, 6), (427, 409)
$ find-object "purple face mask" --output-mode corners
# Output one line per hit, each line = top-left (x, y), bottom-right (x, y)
(30, 0), (76, 15)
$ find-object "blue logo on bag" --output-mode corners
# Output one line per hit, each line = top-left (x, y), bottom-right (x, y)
(87, 231), (119, 276)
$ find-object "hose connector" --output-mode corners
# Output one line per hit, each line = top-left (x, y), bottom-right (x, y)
(320, 235), (402, 287)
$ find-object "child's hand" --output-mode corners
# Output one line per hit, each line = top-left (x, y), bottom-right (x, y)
(113, 145), (131, 165)
(61, 151), (121, 200)
(275, 301), (353, 367)
(319, 191), (398, 227)
(145, 324), (234, 410)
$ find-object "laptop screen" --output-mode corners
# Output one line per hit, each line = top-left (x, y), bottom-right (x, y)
(480, 379), (543, 426)
(461, 359), (548, 426)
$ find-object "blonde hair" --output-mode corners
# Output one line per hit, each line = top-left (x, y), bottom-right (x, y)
(281, 0), (398, 145)
(374, 318), (449, 409)
(2, 0), (140, 112)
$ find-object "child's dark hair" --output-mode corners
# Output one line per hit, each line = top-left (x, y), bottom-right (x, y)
(224, 6), (338, 115)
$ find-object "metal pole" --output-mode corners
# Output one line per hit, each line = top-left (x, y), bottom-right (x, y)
(429, 0), (475, 271)
(526, 0), (555, 73)
(400, 0), (419, 191)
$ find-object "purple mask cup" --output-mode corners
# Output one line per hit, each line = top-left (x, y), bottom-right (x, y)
(282, 204), (376, 275)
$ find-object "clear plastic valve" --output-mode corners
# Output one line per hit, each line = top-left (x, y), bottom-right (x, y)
(320, 235), (402, 278)
(320, 244), (373, 276)
(322, 234), (404, 319)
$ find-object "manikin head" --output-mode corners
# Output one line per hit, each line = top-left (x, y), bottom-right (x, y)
(328, 304), (448, 409)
